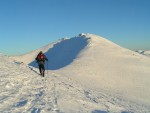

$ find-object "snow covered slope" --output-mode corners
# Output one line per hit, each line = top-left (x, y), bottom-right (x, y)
(56, 34), (150, 104)
(11, 33), (150, 112)
(2, 53), (149, 113)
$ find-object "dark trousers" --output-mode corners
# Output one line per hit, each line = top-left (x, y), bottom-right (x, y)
(39, 64), (45, 74)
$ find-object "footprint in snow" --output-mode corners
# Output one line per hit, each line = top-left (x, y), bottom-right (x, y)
(14, 100), (28, 107)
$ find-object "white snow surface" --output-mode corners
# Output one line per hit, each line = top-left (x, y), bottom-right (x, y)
(1, 33), (150, 113)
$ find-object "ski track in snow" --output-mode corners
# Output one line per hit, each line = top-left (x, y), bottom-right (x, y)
(0, 55), (150, 113)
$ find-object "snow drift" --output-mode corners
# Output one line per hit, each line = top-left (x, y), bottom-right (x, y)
(14, 34), (90, 70)
(12, 33), (150, 112)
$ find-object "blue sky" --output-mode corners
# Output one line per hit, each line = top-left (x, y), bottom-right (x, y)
(0, 0), (150, 55)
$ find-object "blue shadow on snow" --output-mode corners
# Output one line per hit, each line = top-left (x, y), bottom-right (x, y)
(29, 37), (90, 70)
(92, 110), (108, 113)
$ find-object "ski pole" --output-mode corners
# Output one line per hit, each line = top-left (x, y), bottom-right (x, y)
(31, 61), (37, 70)
(47, 61), (48, 75)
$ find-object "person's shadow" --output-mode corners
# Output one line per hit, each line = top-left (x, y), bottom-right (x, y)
(92, 110), (108, 113)
(29, 36), (90, 70)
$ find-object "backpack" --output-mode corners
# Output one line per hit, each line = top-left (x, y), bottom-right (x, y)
(37, 54), (45, 61)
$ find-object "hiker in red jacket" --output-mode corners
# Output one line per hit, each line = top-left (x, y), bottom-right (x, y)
(36, 51), (48, 77)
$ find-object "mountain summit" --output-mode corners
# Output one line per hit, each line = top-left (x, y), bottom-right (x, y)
(1, 33), (148, 112)
(13, 33), (150, 105)
(15, 33), (149, 70)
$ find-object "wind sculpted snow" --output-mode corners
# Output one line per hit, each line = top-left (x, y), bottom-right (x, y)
(29, 36), (90, 70)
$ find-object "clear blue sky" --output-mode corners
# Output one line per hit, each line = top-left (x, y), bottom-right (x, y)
(0, 0), (150, 55)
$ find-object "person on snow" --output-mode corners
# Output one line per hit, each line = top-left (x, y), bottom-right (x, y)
(35, 51), (48, 77)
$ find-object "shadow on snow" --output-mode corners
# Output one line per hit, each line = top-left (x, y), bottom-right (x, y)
(92, 110), (108, 113)
(29, 37), (89, 70)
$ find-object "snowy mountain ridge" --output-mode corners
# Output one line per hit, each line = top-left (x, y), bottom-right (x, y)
(1, 33), (150, 112)
(13, 33), (147, 65)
